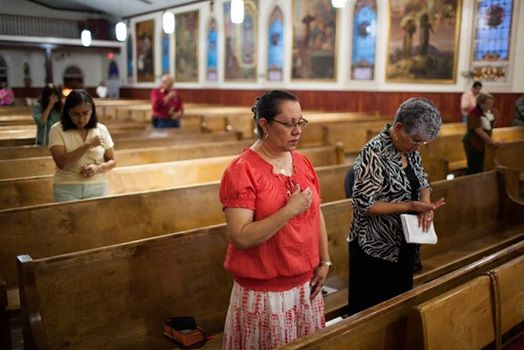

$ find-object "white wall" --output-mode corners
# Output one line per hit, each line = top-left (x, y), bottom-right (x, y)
(124, 0), (524, 93)
(0, 49), (46, 86)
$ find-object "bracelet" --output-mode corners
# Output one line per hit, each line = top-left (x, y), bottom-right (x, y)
(319, 260), (333, 268)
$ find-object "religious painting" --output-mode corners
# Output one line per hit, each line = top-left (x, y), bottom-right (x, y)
(135, 19), (155, 83)
(291, 0), (337, 81)
(267, 6), (284, 81)
(386, 0), (462, 83)
(223, 0), (258, 81)
(351, 0), (377, 80)
(175, 10), (199, 82)
(161, 32), (170, 75)
(207, 18), (218, 81)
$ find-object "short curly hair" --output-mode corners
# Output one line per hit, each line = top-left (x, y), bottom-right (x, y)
(393, 97), (442, 141)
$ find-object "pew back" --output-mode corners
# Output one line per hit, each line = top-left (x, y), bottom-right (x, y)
(0, 140), (254, 179)
(0, 144), (344, 209)
(0, 131), (243, 160)
(0, 164), (349, 290)
(17, 199), (352, 350)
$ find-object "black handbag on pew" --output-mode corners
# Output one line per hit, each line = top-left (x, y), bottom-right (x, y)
(163, 316), (208, 349)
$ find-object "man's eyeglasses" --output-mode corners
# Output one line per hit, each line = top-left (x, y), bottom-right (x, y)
(273, 118), (309, 129)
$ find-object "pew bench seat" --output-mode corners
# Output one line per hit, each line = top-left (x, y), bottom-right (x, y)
(448, 159), (467, 172)
(417, 227), (524, 284)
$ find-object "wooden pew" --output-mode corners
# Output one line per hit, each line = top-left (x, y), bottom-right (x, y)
(14, 199), (352, 350)
(279, 240), (524, 350)
(298, 113), (388, 147)
(416, 170), (524, 284)
(422, 126), (524, 181)
(0, 130), (243, 160)
(485, 140), (524, 173)
(406, 254), (524, 350)
(0, 140), (254, 179)
(485, 140), (524, 198)
(320, 119), (393, 153)
(0, 164), (350, 342)
(0, 144), (344, 209)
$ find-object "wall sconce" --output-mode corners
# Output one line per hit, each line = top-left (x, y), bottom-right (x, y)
(231, 0), (244, 24)
(331, 0), (348, 8)
(81, 29), (92, 47)
(116, 21), (127, 41)
(163, 11), (175, 34)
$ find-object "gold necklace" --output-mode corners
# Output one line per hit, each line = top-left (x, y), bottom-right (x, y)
(257, 143), (290, 176)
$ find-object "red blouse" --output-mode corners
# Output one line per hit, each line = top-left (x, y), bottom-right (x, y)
(219, 149), (322, 291)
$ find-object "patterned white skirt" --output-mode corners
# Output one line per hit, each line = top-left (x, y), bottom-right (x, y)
(223, 281), (325, 350)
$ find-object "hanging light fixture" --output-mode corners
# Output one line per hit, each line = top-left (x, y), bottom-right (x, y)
(163, 11), (175, 34)
(81, 29), (92, 47)
(115, 21), (127, 41)
(230, 0), (244, 24)
(331, 0), (348, 8)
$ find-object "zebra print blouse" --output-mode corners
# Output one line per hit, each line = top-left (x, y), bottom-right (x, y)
(349, 124), (430, 263)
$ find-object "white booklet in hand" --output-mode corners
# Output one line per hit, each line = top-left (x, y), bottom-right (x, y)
(400, 214), (438, 244)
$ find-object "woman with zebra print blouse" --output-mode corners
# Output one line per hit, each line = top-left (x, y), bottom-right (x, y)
(347, 98), (446, 315)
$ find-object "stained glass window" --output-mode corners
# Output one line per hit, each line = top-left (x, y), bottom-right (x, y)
(162, 33), (170, 75)
(474, 0), (513, 61)
(126, 36), (133, 83)
(267, 6), (284, 81)
(207, 18), (218, 81)
(351, 0), (377, 80)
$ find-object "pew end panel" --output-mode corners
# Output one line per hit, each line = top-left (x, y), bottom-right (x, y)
(0, 273), (12, 350)
(492, 255), (524, 336)
(405, 275), (496, 350)
(17, 255), (51, 350)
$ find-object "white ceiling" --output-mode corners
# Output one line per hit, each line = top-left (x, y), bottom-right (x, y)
(28, 0), (202, 19)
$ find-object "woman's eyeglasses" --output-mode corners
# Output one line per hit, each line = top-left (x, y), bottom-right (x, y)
(273, 118), (308, 130)
(403, 131), (429, 146)
(69, 110), (92, 119)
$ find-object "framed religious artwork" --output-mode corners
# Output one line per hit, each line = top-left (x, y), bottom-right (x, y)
(206, 18), (218, 81)
(386, 0), (462, 83)
(223, 0), (258, 81)
(291, 0), (338, 81)
(267, 6), (284, 81)
(135, 19), (155, 83)
(175, 10), (199, 82)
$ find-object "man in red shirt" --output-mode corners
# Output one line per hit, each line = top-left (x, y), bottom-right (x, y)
(150, 74), (184, 128)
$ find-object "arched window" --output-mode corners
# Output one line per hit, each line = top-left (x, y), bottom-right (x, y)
(267, 6), (284, 81)
(0, 56), (8, 84)
(63, 65), (84, 89)
(206, 18), (218, 81)
(471, 0), (515, 82)
(351, 0), (377, 80)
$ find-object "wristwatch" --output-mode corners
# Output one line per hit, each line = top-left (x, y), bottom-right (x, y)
(320, 260), (333, 268)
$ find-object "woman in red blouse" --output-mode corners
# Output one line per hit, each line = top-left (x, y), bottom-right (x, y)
(219, 90), (331, 349)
